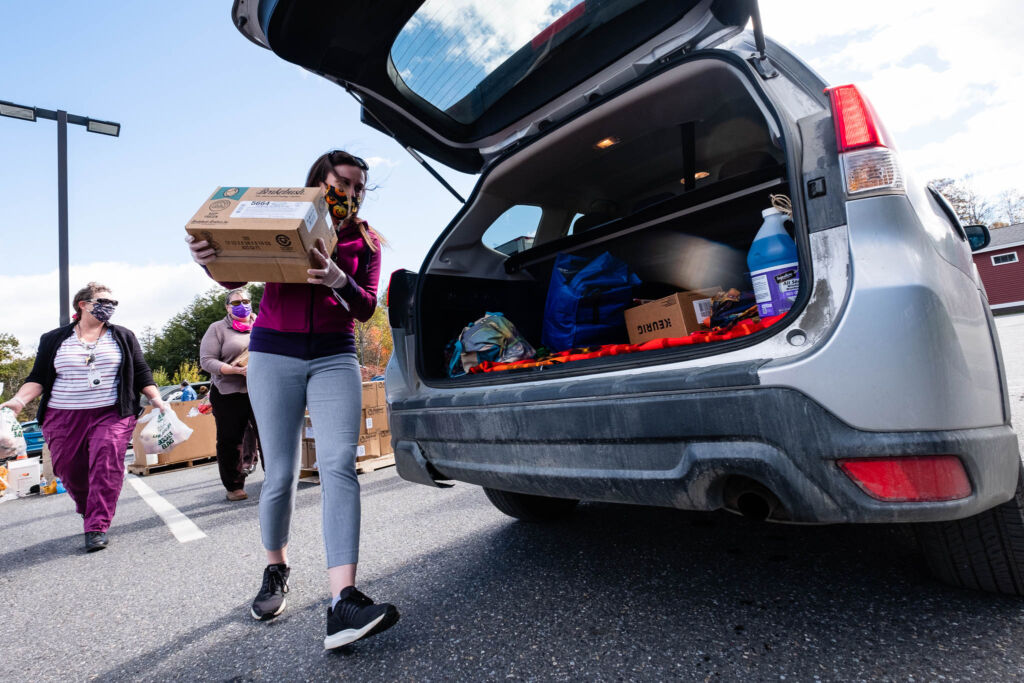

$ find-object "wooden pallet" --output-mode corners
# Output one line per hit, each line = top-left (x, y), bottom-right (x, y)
(356, 453), (395, 474)
(127, 455), (217, 476)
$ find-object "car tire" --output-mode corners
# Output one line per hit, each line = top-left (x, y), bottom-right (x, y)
(915, 463), (1024, 596)
(483, 487), (579, 522)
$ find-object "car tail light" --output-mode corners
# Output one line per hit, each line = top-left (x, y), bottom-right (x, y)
(825, 84), (905, 196)
(838, 456), (971, 502)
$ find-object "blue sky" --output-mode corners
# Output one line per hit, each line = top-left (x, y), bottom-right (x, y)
(2, 0), (1021, 349)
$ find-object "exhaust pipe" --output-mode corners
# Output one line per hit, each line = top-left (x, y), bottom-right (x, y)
(723, 477), (787, 521)
(736, 491), (775, 521)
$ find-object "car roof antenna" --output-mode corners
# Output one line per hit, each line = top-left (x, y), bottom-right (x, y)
(749, 1), (777, 79)
(346, 88), (466, 204)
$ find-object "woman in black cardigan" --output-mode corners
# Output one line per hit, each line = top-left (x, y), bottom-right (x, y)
(1, 282), (167, 551)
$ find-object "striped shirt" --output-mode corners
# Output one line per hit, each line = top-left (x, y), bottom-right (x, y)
(49, 329), (122, 410)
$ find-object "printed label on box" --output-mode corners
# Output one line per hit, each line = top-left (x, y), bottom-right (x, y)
(365, 417), (373, 430)
(692, 297), (713, 322)
(230, 200), (315, 221)
(356, 445), (365, 457)
(305, 426), (314, 439)
(211, 187), (249, 201)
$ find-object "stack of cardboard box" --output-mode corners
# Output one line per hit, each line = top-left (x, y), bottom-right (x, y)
(300, 381), (392, 471)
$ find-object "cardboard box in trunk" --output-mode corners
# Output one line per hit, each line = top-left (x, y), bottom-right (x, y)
(185, 187), (336, 284)
(623, 288), (722, 344)
(131, 400), (216, 466)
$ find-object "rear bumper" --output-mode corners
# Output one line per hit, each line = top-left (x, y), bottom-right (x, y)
(391, 386), (1020, 524)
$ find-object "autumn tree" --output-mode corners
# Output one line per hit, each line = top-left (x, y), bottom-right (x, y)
(929, 177), (993, 226)
(353, 298), (393, 378)
(997, 189), (1024, 226)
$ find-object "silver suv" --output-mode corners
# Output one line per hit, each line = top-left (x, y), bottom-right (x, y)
(235, 0), (1022, 594)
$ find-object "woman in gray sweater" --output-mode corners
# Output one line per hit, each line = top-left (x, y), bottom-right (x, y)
(200, 287), (258, 501)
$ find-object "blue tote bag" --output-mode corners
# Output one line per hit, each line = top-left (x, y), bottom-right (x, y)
(541, 252), (641, 351)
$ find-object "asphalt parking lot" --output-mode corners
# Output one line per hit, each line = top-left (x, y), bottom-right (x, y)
(4, 315), (1024, 681)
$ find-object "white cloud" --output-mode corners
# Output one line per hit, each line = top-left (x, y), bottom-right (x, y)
(2, 262), (216, 353)
(364, 156), (399, 170)
(760, 0), (1024, 195)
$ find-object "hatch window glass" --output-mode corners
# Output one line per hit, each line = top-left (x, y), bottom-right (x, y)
(391, 0), (674, 124)
(483, 205), (542, 255)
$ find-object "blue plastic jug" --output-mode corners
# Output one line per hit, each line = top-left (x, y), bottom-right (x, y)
(747, 207), (799, 317)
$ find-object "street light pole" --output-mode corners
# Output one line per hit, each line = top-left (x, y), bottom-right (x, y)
(57, 110), (70, 326)
(0, 99), (120, 326)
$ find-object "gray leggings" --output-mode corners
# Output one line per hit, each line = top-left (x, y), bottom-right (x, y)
(247, 351), (362, 567)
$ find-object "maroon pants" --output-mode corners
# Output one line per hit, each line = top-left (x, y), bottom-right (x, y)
(41, 406), (137, 533)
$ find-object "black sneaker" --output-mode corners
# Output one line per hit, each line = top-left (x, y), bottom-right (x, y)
(84, 531), (108, 552)
(250, 564), (290, 621)
(324, 587), (399, 649)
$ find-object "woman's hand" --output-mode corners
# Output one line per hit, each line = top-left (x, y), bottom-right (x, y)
(185, 234), (218, 266)
(219, 363), (247, 377)
(307, 238), (349, 288)
(151, 398), (170, 413)
(1, 397), (25, 416)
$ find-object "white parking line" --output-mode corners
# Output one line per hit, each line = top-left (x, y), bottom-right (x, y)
(126, 474), (207, 543)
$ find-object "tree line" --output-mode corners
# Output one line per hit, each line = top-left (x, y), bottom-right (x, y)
(928, 177), (1024, 228)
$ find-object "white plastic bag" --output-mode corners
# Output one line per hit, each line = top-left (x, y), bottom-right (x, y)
(0, 407), (27, 459)
(137, 407), (194, 454)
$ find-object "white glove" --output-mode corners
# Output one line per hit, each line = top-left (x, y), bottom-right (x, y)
(185, 234), (218, 266)
(307, 238), (349, 288)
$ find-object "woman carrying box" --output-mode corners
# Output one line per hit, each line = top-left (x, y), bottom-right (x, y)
(199, 286), (259, 502)
(186, 150), (397, 649)
(1, 282), (168, 552)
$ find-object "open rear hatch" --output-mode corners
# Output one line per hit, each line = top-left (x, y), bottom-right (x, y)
(233, 0), (803, 385)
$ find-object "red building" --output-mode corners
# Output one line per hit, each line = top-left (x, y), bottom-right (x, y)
(974, 223), (1024, 314)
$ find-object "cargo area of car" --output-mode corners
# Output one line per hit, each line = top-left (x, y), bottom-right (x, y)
(414, 57), (799, 382)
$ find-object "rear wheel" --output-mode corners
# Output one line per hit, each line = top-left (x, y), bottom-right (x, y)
(483, 488), (579, 522)
(915, 463), (1024, 596)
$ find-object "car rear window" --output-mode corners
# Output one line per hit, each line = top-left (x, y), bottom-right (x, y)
(391, 0), (673, 124)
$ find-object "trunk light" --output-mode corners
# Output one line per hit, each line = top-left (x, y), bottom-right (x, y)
(594, 136), (620, 150)
(825, 84), (905, 196)
(838, 456), (971, 502)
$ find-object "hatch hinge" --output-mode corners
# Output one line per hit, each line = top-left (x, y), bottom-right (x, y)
(346, 88), (466, 204)
(748, 1), (778, 79)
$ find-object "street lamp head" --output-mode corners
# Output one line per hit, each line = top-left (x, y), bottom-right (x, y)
(0, 100), (36, 122)
(86, 119), (120, 137)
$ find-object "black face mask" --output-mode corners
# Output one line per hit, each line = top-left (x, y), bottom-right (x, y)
(324, 184), (361, 225)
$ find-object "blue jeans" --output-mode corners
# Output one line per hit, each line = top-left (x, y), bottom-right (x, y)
(247, 351), (362, 567)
